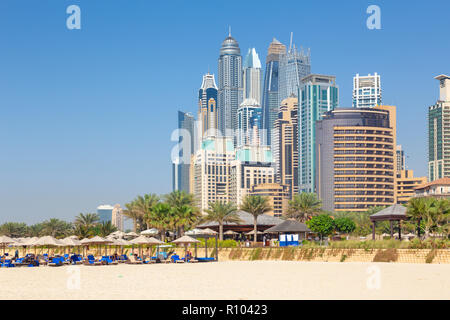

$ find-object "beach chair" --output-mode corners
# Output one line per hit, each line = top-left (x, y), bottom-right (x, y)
(171, 255), (184, 263)
(1, 259), (15, 268)
(127, 255), (143, 264)
(84, 255), (102, 266)
(48, 257), (63, 267)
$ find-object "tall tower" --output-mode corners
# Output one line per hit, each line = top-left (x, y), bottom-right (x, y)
(298, 74), (339, 193)
(353, 73), (382, 108)
(237, 98), (262, 147)
(172, 111), (195, 192)
(428, 74), (450, 181)
(243, 48), (262, 105)
(218, 30), (243, 138)
(198, 73), (218, 139)
(278, 34), (311, 106)
(273, 96), (299, 198)
(262, 38), (286, 146)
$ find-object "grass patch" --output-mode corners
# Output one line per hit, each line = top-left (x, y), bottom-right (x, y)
(373, 248), (398, 263)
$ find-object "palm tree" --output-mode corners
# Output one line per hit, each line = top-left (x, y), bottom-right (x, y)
(430, 198), (450, 237)
(74, 213), (99, 229)
(41, 218), (73, 238)
(287, 193), (322, 223)
(122, 202), (143, 232)
(203, 202), (242, 240)
(95, 221), (118, 237)
(164, 191), (199, 236)
(240, 195), (272, 244)
(407, 197), (427, 238)
(0, 222), (28, 237)
(145, 202), (174, 241)
(73, 224), (92, 239)
(133, 194), (160, 229)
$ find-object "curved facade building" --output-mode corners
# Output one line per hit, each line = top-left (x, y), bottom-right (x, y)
(198, 73), (218, 139)
(316, 107), (397, 212)
(218, 32), (243, 137)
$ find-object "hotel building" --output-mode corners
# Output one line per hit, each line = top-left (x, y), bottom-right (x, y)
(273, 96), (299, 198)
(229, 161), (274, 207)
(315, 107), (397, 212)
(191, 137), (235, 213)
(112, 204), (124, 231)
(428, 75), (450, 182)
(250, 183), (290, 217)
(352, 73), (382, 108)
(298, 74), (339, 193)
(396, 170), (427, 204)
(198, 73), (218, 139)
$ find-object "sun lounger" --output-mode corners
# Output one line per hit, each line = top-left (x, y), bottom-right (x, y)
(127, 255), (143, 264)
(48, 257), (64, 267)
(84, 255), (102, 266)
(1, 259), (15, 268)
(171, 255), (184, 263)
(196, 257), (215, 262)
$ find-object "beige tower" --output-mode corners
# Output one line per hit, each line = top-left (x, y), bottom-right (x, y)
(272, 96), (299, 198)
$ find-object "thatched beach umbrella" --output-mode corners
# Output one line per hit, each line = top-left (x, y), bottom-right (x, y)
(0, 235), (14, 254)
(82, 236), (113, 256)
(129, 235), (154, 257)
(141, 228), (159, 236)
(33, 236), (65, 255)
(172, 235), (200, 261)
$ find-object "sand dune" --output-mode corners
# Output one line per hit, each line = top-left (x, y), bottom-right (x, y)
(0, 261), (449, 300)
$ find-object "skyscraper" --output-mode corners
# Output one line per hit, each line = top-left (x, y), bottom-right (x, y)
(243, 48), (262, 105)
(218, 31), (243, 137)
(97, 205), (114, 224)
(273, 96), (299, 198)
(316, 108), (396, 212)
(428, 74), (450, 181)
(237, 98), (262, 147)
(198, 73), (218, 139)
(262, 38), (286, 146)
(352, 73), (382, 108)
(112, 204), (124, 231)
(396, 145), (406, 174)
(278, 35), (311, 106)
(191, 137), (235, 213)
(172, 111), (195, 192)
(298, 74), (339, 193)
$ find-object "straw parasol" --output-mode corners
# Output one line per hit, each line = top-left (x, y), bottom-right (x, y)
(32, 236), (65, 255)
(140, 228), (159, 236)
(224, 230), (238, 235)
(172, 236), (201, 261)
(0, 235), (15, 254)
(82, 236), (113, 256)
(245, 230), (264, 236)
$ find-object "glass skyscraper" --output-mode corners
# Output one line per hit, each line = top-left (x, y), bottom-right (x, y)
(298, 74), (339, 193)
(172, 111), (195, 192)
(218, 32), (243, 138)
(237, 98), (262, 147)
(198, 73), (218, 139)
(262, 38), (286, 146)
(243, 48), (262, 105)
(278, 37), (311, 106)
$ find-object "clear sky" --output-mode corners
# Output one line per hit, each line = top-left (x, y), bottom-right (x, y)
(1, 0), (449, 224)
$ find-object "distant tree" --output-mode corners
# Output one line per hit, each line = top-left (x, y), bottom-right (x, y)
(0, 222), (28, 237)
(287, 193), (322, 223)
(334, 217), (356, 235)
(306, 214), (335, 243)
(41, 218), (73, 238)
(27, 223), (44, 237)
(74, 213), (99, 229)
(93, 221), (118, 237)
(203, 202), (242, 240)
(240, 195), (272, 244)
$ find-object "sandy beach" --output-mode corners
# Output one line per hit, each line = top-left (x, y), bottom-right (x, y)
(0, 261), (449, 300)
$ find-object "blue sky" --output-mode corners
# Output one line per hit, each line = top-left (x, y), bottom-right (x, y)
(0, 0), (449, 224)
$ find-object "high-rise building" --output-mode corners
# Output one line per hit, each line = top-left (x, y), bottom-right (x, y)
(237, 98), (262, 147)
(112, 204), (124, 231)
(278, 35), (311, 106)
(198, 73), (218, 139)
(191, 137), (235, 213)
(97, 205), (114, 224)
(315, 107), (397, 212)
(262, 38), (286, 146)
(250, 183), (290, 217)
(396, 145), (406, 174)
(428, 75), (450, 182)
(298, 74), (339, 193)
(396, 170), (427, 205)
(273, 96), (299, 198)
(352, 73), (382, 108)
(243, 48), (262, 105)
(172, 111), (195, 192)
(218, 31), (243, 137)
(229, 161), (274, 207)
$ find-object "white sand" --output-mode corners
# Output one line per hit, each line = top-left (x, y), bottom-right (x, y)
(0, 261), (449, 300)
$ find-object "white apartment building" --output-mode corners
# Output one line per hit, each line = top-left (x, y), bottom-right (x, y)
(353, 73), (382, 108)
